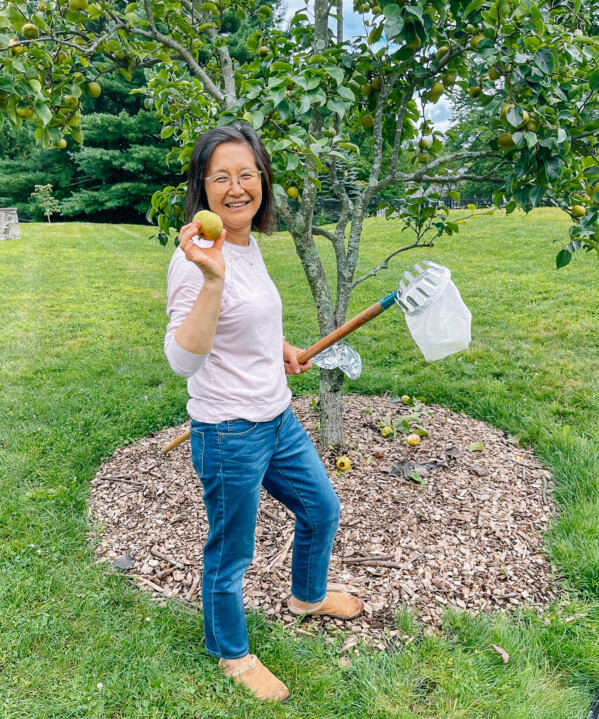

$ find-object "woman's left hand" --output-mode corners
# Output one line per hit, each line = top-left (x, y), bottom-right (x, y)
(283, 340), (313, 375)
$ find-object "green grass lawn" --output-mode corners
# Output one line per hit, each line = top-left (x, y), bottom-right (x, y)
(1, 210), (598, 718)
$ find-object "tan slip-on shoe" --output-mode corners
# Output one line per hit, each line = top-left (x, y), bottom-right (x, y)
(219, 655), (290, 703)
(288, 592), (364, 620)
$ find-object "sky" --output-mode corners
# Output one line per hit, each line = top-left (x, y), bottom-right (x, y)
(281, 0), (454, 133)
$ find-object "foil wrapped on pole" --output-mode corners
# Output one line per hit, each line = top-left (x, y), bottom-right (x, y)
(311, 341), (362, 379)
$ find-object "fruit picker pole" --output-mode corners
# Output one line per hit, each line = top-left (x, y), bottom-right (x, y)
(296, 290), (398, 364)
(161, 290), (399, 453)
(161, 430), (191, 454)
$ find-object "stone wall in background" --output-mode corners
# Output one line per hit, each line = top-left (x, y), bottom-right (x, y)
(0, 208), (20, 241)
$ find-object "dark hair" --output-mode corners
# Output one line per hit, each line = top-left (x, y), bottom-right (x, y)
(184, 123), (276, 234)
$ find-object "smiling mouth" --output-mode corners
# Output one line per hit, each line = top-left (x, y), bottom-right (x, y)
(225, 201), (250, 208)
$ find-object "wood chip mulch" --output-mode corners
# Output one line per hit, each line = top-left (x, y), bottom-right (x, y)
(88, 395), (562, 648)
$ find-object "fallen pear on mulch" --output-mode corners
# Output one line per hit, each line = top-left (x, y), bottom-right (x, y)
(88, 395), (560, 649)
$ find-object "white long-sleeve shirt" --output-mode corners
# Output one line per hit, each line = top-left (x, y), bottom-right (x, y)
(164, 235), (292, 423)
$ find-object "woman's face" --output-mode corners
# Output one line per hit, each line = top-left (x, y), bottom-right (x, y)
(204, 142), (263, 235)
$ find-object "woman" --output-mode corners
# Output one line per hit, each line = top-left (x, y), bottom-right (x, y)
(164, 123), (363, 703)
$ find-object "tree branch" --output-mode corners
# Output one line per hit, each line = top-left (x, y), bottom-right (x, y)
(326, 155), (352, 219)
(312, 226), (338, 242)
(409, 150), (499, 181)
(368, 75), (400, 189)
(277, 195), (296, 234)
(390, 85), (413, 177)
(352, 241), (424, 288)
(138, 0), (226, 106)
(373, 149), (499, 194)
(82, 21), (127, 55)
(571, 130), (599, 141)
(217, 44), (236, 105)
(417, 168), (507, 184)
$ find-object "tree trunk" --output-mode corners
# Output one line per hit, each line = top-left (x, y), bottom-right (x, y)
(318, 366), (345, 448)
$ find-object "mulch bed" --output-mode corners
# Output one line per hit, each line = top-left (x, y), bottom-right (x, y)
(88, 395), (561, 648)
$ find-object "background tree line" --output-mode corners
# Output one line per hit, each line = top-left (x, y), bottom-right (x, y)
(0, 71), (181, 222)
(0, 0), (288, 223)
(0, 0), (474, 225)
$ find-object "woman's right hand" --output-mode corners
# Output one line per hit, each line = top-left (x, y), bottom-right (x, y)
(178, 220), (226, 283)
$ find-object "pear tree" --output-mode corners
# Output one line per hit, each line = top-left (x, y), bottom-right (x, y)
(1, 0), (598, 445)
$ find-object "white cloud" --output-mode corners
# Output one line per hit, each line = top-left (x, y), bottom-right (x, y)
(424, 96), (454, 134)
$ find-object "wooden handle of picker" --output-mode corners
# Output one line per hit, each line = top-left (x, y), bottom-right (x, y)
(161, 428), (191, 454)
(161, 292), (397, 453)
(297, 299), (388, 364)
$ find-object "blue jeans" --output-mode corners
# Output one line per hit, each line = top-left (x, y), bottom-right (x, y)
(190, 407), (341, 659)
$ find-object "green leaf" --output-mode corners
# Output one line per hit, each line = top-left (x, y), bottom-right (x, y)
(326, 97), (345, 119)
(258, 5), (273, 21)
(408, 471), (426, 485)
(290, 12), (308, 25)
(589, 69), (599, 92)
(506, 106), (524, 128)
(543, 155), (563, 181)
(523, 131), (538, 149)
(286, 154), (299, 171)
(271, 61), (293, 73)
(299, 94), (311, 114)
(405, 5), (423, 20)
(328, 150), (349, 161)
(250, 109), (264, 129)
(383, 4), (402, 19)
(368, 24), (384, 45)
(337, 85), (355, 102)
(273, 139), (293, 151)
(505, 200), (517, 214)
(448, 191), (460, 202)
(556, 248), (572, 269)
(270, 86), (286, 107)
(469, 442), (485, 452)
(464, 0), (486, 19)
(324, 66), (343, 85)
(528, 185), (544, 208)
(69, 125), (83, 145)
(34, 102), (52, 127)
(160, 125), (174, 138)
(533, 48), (555, 75)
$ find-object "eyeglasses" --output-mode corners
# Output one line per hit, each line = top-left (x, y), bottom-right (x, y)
(204, 170), (263, 190)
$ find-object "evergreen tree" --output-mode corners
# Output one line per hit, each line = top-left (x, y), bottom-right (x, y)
(0, 71), (179, 222)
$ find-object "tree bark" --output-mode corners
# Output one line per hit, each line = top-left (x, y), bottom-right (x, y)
(319, 366), (345, 448)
